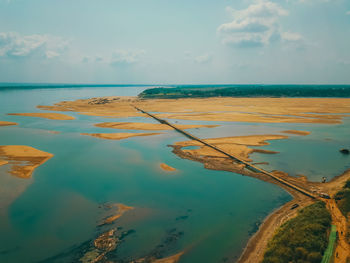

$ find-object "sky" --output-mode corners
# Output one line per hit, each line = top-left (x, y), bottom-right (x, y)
(0, 0), (349, 84)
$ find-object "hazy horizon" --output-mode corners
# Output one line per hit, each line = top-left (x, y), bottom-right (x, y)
(1, 0), (350, 84)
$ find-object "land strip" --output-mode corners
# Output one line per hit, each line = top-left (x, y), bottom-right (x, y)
(95, 122), (218, 131)
(0, 121), (17, 126)
(81, 132), (162, 140)
(0, 145), (53, 178)
(36, 97), (350, 124)
(8, 112), (75, 120)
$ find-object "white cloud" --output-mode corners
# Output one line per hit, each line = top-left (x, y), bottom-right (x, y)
(0, 32), (68, 59)
(218, 0), (303, 48)
(337, 59), (350, 66)
(194, 54), (212, 64)
(281, 32), (307, 49)
(297, 0), (330, 3)
(110, 49), (145, 66)
(80, 49), (145, 66)
(346, 11), (350, 15)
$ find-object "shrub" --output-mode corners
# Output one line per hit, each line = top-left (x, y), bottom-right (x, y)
(262, 201), (331, 263)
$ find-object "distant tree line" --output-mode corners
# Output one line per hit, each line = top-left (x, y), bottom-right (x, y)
(138, 85), (350, 99)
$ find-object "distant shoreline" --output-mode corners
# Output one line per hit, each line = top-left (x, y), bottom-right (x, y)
(138, 85), (350, 99)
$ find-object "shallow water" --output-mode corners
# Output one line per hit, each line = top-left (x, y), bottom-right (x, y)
(0, 85), (348, 262)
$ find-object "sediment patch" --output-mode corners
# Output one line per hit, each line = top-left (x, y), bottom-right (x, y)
(160, 163), (177, 172)
(0, 145), (53, 178)
(0, 121), (17, 126)
(282, 130), (311, 136)
(95, 122), (218, 131)
(81, 132), (162, 141)
(8, 112), (75, 120)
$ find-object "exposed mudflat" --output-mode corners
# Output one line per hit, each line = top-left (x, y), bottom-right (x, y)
(0, 145), (53, 178)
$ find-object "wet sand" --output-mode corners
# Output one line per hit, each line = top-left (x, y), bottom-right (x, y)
(174, 134), (287, 163)
(37, 97), (350, 124)
(0, 145), (53, 179)
(81, 132), (162, 141)
(282, 130), (311, 136)
(0, 146), (53, 211)
(0, 121), (17, 126)
(80, 203), (135, 263)
(95, 122), (218, 130)
(160, 163), (177, 172)
(8, 112), (75, 120)
(0, 159), (8, 166)
(38, 96), (143, 118)
(152, 252), (184, 263)
(102, 203), (134, 225)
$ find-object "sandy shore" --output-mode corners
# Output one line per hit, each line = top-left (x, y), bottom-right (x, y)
(238, 195), (314, 263)
(0, 121), (17, 126)
(8, 112), (75, 120)
(37, 97), (350, 124)
(0, 145), (53, 178)
(95, 122), (218, 130)
(81, 132), (162, 140)
(160, 163), (177, 172)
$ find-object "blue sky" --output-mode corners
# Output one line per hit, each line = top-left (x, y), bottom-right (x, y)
(0, 0), (349, 84)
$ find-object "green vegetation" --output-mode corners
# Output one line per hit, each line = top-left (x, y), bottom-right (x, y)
(321, 225), (337, 263)
(334, 179), (350, 243)
(334, 187), (350, 217)
(138, 85), (350, 99)
(262, 201), (331, 263)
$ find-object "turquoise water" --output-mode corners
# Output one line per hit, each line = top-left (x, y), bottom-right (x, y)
(171, 119), (350, 182)
(0, 85), (347, 262)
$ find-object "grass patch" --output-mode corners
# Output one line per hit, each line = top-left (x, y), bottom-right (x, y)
(262, 201), (331, 263)
(334, 180), (350, 217)
(335, 179), (350, 243)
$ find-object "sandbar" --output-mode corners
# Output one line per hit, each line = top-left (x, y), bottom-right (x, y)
(81, 132), (161, 140)
(102, 203), (134, 225)
(37, 96), (143, 118)
(0, 159), (9, 166)
(80, 229), (118, 263)
(140, 97), (350, 124)
(282, 130), (311, 136)
(47, 130), (60, 134)
(152, 252), (184, 263)
(8, 112), (75, 120)
(174, 134), (287, 163)
(37, 97), (350, 124)
(0, 121), (17, 126)
(95, 122), (218, 130)
(160, 163), (177, 172)
(0, 145), (53, 178)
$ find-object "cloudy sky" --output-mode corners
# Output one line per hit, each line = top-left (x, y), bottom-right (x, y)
(0, 0), (349, 84)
